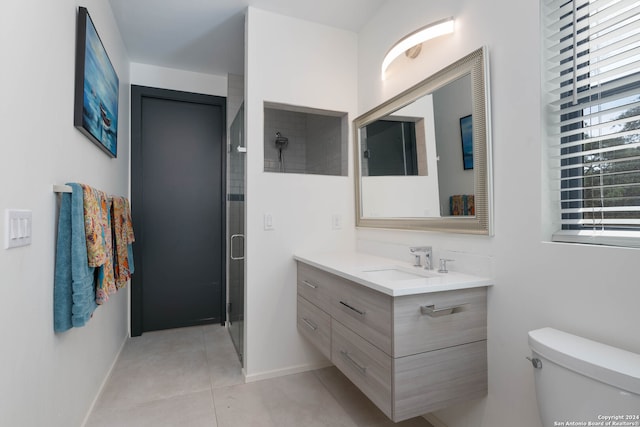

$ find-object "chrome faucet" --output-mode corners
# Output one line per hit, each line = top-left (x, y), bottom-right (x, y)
(438, 258), (455, 273)
(409, 246), (433, 270)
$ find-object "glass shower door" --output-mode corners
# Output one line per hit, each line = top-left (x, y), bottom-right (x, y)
(227, 104), (245, 363)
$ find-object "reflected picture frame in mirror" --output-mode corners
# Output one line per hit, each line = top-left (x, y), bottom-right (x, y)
(354, 47), (493, 235)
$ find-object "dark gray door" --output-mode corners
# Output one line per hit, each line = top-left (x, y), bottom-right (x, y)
(365, 120), (418, 176)
(131, 86), (226, 334)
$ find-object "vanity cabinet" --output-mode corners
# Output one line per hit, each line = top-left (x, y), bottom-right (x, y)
(296, 261), (488, 422)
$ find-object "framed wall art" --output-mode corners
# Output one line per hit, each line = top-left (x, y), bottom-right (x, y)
(460, 114), (473, 170)
(74, 6), (119, 158)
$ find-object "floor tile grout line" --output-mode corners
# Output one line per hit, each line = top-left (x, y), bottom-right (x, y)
(204, 324), (220, 389)
(311, 369), (364, 427)
(210, 385), (221, 427)
(89, 388), (217, 423)
(87, 325), (246, 426)
(93, 326), (214, 414)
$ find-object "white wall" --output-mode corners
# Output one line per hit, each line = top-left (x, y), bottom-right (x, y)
(361, 176), (441, 217)
(361, 94), (441, 217)
(244, 7), (357, 380)
(227, 73), (244, 127)
(433, 74), (474, 211)
(0, 1), (130, 425)
(358, 1), (640, 426)
(130, 62), (227, 97)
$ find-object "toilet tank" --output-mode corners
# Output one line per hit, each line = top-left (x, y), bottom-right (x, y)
(528, 327), (640, 426)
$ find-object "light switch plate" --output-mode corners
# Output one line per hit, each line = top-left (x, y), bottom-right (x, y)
(5, 209), (32, 249)
(264, 213), (274, 231)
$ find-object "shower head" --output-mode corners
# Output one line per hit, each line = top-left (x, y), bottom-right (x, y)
(275, 131), (289, 150)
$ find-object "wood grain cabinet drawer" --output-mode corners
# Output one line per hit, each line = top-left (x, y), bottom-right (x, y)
(393, 340), (487, 420)
(295, 260), (489, 423)
(333, 320), (487, 422)
(330, 279), (392, 355)
(296, 263), (337, 313)
(393, 287), (487, 357)
(297, 296), (331, 360)
(331, 319), (393, 419)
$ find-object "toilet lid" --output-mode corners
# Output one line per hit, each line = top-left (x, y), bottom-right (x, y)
(528, 327), (640, 395)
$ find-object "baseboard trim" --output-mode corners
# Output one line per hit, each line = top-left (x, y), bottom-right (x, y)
(80, 335), (127, 427)
(244, 360), (333, 383)
(424, 413), (448, 427)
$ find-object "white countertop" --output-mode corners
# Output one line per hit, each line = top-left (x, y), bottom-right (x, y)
(293, 251), (493, 297)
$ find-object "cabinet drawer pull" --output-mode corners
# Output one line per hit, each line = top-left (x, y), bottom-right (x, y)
(302, 280), (318, 289)
(339, 301), (366, 316)
(420, 303), (467, 317)
(340, 350), (367, 375)
(302, 318), (318, 331)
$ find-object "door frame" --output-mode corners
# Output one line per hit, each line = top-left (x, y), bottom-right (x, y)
(130, 85), (227, 336)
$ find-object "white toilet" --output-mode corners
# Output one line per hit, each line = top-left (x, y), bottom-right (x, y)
(528, 327), (640, 426)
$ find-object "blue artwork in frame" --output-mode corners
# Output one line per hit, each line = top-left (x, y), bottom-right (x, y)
(459, 114), (473, 170)
(74, 7), (119, 158)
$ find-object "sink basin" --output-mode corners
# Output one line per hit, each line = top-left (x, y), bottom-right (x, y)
(362, 268), (431, 281)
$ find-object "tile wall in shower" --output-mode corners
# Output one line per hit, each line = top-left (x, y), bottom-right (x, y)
(264, 104), (347, 176)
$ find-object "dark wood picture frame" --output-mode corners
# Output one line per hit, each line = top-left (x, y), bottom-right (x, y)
(74, 7), (119, 158)
(460, 114), (473, 170)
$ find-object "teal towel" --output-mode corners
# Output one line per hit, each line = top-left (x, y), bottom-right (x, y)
(53, 183), (97, 332)
(53, 192), (73, 332)
(127, 244), (135, 275)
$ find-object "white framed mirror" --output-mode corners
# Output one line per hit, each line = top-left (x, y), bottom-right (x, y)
(354, 47), (493, 235)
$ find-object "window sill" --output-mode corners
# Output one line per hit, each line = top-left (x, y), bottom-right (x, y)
(552, 230), (640, 249)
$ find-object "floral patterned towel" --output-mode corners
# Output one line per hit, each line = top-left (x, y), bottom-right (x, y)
(81, 184), (115, 304)
(449, 194), (475, 216)
(81, 184), (107, 267)
(112, 197), (135, 289)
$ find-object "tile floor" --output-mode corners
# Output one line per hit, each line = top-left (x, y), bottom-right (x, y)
(86, 325), (433, 427)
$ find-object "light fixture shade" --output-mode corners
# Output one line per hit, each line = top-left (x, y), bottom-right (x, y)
(381, 17), (455, 80)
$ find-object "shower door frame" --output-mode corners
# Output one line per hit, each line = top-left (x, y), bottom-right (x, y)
(227, 103), (245, 364)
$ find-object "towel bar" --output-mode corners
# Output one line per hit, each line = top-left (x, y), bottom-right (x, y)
(53, 184), (73, 193)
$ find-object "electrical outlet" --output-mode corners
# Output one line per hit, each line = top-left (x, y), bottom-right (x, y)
(331, 214), (342, 230)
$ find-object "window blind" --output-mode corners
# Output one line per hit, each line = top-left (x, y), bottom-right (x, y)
(543, 0), (640, 242)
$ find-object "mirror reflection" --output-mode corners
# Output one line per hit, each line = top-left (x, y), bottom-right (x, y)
(359, 74), (473, 218)
(354, 47), (492, 235)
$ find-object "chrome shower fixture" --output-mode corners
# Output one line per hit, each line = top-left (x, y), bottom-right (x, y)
(275, 131), (289, 172)
(275, 131), (289, 150)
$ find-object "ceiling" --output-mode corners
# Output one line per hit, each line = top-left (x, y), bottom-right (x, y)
(108, 0), (386, 76)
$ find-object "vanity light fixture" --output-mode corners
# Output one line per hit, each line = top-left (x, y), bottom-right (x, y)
(381, 17), (455, 80)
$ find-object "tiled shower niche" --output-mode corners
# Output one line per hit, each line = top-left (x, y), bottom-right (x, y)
(264, 102), (347, 176)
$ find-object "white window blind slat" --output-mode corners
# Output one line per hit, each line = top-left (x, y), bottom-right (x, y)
(546, 7), (590, 34)
(548, 44), (640, 87)
(546, 84), (640, 115)
(557, 175), (640, 189)
(546, 0), (638, 41)
(547, 99), (640, 128)
(562, 206), (640, 214)
(544, 0), (640, 243)
(548, 60), (640, 97)
(545, 0), (590, 21)
(556, 155), (640, 171)
(550, 114), (640, 140)
(556, 197), (640, 206)
(548, 71), (640, 107)
(546, 8), (640, 65)
(545, 0), (636, 46)
(561, 218), (640, 225)
(551, 131), (640, 152)
(547, 28), (640, 74)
